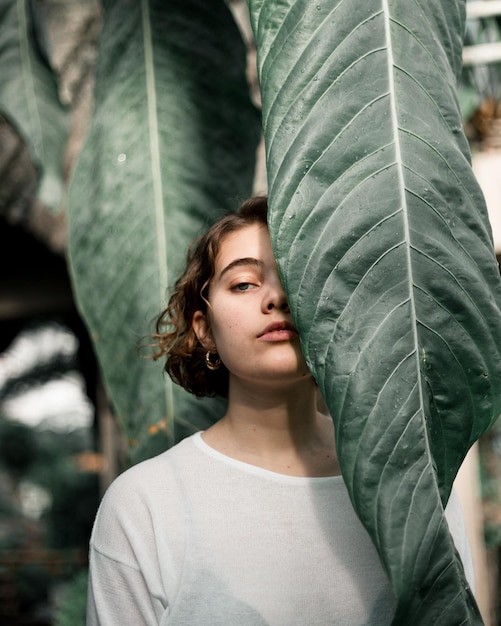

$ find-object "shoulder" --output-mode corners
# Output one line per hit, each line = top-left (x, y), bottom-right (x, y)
(89, 434), (203, 566)
(101, 433), (197, 504)
(91, 435), (199, 544)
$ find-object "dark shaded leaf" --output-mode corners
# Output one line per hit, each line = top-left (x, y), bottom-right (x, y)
(248, 0), (501, 622)
(0, 0), (68, 212)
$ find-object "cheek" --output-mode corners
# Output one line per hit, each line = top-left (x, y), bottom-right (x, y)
(211, 317), (238, 344)
(210, 310), (247, 352)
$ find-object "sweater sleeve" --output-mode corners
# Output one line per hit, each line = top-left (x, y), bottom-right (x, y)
(85, 461), (172, 626)
(87, 546), (158, 626)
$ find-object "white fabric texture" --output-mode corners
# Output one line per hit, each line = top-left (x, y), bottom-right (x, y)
(87, 432), (474, 626)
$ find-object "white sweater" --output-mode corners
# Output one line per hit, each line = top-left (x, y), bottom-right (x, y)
(87, 432), (474, 625)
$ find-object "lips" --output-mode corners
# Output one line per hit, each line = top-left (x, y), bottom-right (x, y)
(257, 321), (299, 341)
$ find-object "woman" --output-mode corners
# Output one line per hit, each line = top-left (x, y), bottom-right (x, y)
(87, 196), (473, 625)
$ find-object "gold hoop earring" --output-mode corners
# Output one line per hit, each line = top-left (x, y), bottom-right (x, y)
(205, 351), (221, 371)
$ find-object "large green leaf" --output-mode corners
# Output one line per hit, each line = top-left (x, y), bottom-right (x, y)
(248, 0), (501, 623)
(0, 0), (68, 213)
(67, 0), (260, 463)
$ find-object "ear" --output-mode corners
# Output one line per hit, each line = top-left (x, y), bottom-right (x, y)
(192, 310), (215, 350)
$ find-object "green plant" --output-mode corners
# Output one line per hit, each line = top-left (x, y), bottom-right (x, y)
(0, 0), (68, 212)
(246, 2), (501, 622)
(53, 569), (88, 626)
(0, 420), (38, 478)
(1, 0), (501, 623)
(67, 0), (259, 462)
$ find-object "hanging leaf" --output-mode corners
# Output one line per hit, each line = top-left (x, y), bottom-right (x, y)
(247, 0), (501, 623)
(0, 0), (68, 213)
(67, 0), (260, 463)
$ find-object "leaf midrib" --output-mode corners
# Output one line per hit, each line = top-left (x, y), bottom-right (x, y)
(383, 0), (426, 453)
(141, 0), (174, 422)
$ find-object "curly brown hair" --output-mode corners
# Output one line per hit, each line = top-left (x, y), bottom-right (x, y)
(152, 196), (268, 398)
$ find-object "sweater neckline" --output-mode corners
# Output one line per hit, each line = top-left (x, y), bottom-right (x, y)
(192, 431), (345, 486)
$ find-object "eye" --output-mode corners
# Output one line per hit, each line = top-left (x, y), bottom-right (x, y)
(231, 282), (256, 292)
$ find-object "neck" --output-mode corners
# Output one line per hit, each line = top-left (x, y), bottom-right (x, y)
(225, 376), (319, 452)
(202, 377), (340, 477)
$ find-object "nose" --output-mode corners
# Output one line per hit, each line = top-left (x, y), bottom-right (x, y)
(263, 280), (290, 313)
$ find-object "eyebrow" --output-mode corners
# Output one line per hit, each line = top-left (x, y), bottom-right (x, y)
(218, 258), (264, 279)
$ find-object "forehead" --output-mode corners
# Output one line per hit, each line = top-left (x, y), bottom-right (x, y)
(215, 223), (273, 271)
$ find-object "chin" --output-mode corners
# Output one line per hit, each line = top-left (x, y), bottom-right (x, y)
(265, 363), (313, 383)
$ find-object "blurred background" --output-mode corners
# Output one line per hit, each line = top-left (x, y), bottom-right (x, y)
(0, 0), (501, 624)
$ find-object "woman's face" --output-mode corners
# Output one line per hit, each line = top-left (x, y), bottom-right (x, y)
(193, 223), (311, 390)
